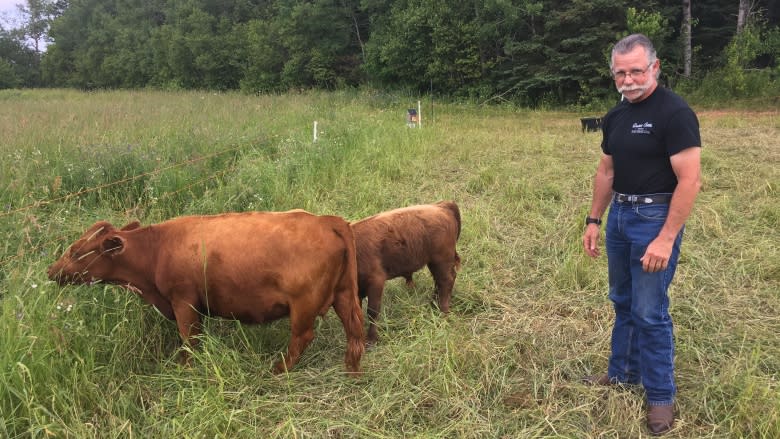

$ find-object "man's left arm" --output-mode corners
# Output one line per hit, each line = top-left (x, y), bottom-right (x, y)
(641, 147), (702, 272)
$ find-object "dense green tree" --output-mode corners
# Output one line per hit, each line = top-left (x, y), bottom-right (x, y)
(365, 0), (518, 97)
(150, 0), (243, 89)
(43, 0), (118, 87)
(495, 0), (629, 105)
(11, 0), (66, 53)
(20, 0), (780, 103)
(239, 17), (285, 92)
(0, 27), (40, 88)
(0, 0), (65, 87)
(272, 0), (365, 89)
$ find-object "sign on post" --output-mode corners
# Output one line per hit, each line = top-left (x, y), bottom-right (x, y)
(406, 109), (418, 128)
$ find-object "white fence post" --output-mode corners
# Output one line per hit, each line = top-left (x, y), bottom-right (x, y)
(418, 100), (422, 129)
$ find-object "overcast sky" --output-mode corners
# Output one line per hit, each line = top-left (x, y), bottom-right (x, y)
(0, 0), (21, 28)
(0, 0), (18, 13)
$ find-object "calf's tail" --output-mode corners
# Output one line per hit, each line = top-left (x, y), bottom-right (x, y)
(439, 200), (461, 239)
(438, 201), (462, 271)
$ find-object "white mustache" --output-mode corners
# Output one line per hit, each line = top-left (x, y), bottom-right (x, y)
(618, 85), (647, 94)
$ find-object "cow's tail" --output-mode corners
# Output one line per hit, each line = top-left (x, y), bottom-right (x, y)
(331, 219), (365, 375)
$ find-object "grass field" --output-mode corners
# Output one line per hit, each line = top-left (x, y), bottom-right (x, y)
(1, 89), (778, 438)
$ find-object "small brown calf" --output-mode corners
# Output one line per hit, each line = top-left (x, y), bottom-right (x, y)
(351, 201), (461, 344)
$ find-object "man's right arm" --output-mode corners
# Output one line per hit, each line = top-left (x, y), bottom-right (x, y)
(583, 154), (614, 258)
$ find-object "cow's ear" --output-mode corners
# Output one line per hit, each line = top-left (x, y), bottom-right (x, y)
(121, 221), (141, 231)
(101, 235), (125, 256)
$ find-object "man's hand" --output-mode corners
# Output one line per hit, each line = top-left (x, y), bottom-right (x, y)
(640, 236), (674, 272)
(583, 224), (601, 258)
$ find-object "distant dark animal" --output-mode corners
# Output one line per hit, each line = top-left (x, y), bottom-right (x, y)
(351, 201), (462, 344)
(47, 211), (365, 374)
(580, 117), (603, 132)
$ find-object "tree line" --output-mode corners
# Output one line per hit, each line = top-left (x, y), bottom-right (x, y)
(1, 0), (778, 105)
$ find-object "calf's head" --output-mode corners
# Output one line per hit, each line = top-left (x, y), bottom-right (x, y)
(47, 220), (140, 284)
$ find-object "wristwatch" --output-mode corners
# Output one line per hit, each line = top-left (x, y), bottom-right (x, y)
(585, 216), (602, 226)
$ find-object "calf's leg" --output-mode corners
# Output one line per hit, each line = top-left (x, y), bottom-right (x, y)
(364, 276), (387, 345)
(428, 261), (457, 313)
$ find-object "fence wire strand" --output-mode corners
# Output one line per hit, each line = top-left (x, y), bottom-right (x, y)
(0, 141), (254, 270)
(1, 143), (246, 219)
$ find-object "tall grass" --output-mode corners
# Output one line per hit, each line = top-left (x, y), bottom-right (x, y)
(1, 89), (778, 437)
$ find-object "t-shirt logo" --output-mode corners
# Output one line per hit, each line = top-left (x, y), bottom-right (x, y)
(631, 122), (653, 134)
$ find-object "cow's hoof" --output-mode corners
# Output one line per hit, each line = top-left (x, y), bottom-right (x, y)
(272, 362), (289, 375)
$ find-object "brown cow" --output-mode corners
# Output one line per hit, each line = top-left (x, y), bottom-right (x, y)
(351, 201), (461, 344)
(47, 211), (365, 374)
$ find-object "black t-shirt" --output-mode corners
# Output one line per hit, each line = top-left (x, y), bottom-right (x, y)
(601, 86), (701, 194)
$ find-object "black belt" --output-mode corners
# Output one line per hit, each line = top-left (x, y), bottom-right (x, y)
(614, 193), (672, 204)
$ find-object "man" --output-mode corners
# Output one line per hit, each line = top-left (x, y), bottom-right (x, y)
(582, 34), (702, 436)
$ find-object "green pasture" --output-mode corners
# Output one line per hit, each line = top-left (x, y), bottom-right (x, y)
(0, 89), (778, 438)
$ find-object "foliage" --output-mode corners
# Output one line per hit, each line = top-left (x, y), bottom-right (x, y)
(2, 0), (780, 104)
(625, 7), (670, 54)
(723, 24), (763, 95)
(0, 28), (40, 88)
(678, 15), (780, 102)
(513, 0), (626, 106)
(6, 0), (66, 53)
(364, 0), (484, 94)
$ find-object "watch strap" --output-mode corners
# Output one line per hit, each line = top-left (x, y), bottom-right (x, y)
(585, 216), (602, 226)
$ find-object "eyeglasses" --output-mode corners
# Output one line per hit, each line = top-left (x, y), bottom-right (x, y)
(612, 62), (653, 80)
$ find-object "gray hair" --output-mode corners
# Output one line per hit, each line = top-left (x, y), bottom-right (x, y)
(610, 34), (657, 70)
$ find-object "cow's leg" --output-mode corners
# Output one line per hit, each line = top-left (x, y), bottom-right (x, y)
(364, 276), (386, 346)
(171, 300), (203, 365)
(404, 273), (415, 288)
(428, 260), (456, 313)
(273, 306), (317, 374)
(331, 287), (365, 375)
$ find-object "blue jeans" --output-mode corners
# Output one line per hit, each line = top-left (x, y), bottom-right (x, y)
(605, 197), (683, 406)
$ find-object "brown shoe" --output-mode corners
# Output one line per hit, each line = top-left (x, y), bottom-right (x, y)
(581, 373), (615, 386)
(647, 404), (675, 436)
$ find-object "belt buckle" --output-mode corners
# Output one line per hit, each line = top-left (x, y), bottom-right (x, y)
(616, 194), (656, 204)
